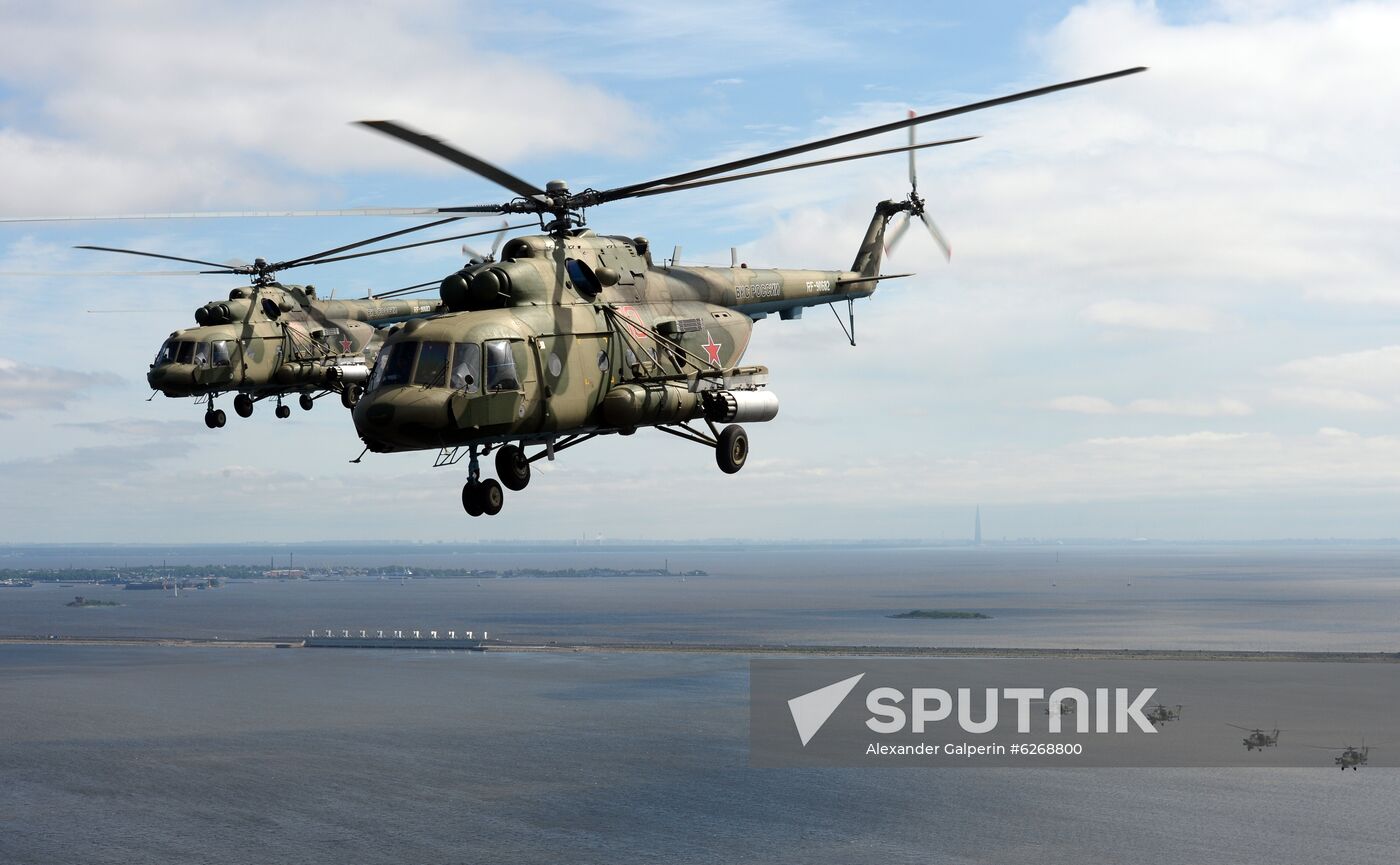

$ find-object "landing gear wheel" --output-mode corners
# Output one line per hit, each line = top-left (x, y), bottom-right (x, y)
(233, 393), (254, 418)
(480, 478), (504, 515)
(495, 445), (531, 491)
(204, 410), (217, 429)
(715, 424), (748, 474)
(299, 393), (315, 411)
(204, 408), (226, 429)
(341, 385), (362, 409)
(275, 403), (291, 419)
(461, 482), (485, 516)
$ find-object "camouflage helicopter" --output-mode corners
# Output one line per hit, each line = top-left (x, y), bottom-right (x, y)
(339, 66), (1145, 516)
(1144, 703), (1183, 728)
(1227, 723), (1281, 751)
(79, 220), (518, 428)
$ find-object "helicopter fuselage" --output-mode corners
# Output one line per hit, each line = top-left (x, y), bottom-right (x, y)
(352, 228), (878, 453)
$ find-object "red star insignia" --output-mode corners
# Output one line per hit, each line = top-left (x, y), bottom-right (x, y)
(339, 338), (353, 352)
(701, 332), (722, 365)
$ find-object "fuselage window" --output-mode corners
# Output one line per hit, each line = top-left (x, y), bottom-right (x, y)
(414, 341), (450, 386)
(175, 341), (195, 364)
(376, 341), (418, 389)
(193, 343), (210, 367)
(485, 339), (520, 392)
(451, 342), (481, 392)
(210, 340), (231, 367)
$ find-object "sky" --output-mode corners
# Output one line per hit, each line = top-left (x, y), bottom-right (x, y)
(1, 0), (1399, 542)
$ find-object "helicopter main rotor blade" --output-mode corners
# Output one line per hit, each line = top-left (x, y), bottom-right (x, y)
(74, 245), (233, 270)
(919, 210), (952, 261)
(298, 222), (533, 267)
(0, 269), (209, 276)
(0, 207), (452, 224)
(369, 279), (442, 300)
(597, 67), (1146, 202)
(625, 137), (977, 199)
(357, 120), (547, 202)
(277, 215), (465, 269)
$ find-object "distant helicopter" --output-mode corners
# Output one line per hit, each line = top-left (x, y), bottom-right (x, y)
(341, 67), (1146, 516)
(1309, 741), (1377, 770)
(1227, 723), (1281, 751)
(1144, 703), (1183, 728)
(81, 221), (518, 428)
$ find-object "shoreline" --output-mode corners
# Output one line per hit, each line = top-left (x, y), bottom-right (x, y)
(2, 635), (1398, 662)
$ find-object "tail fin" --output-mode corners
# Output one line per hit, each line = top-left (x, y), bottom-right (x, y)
(851, 199), (905, 277)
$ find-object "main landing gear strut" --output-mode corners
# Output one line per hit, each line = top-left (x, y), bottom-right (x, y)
(455, 424), (750, 518)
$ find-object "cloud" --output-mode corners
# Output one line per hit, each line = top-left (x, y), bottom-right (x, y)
(1047, 395), (1253, 417)
(0, 2), (653, 215)
(0, 358), (121, 419)
(1080, 300), (1216, 333)
(1047, 395), (1118, 415)
(1272, 345), (1400, 411)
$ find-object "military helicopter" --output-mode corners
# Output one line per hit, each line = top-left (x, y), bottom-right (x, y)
(1144, 703), (1183, 728)
(80, 220), (519, 428)
(1227, 723), (1281, 751)
(339, 66), (1145, 517)
(1308, 741), (1378, 771)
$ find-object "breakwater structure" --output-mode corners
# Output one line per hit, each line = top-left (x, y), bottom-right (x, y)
(303, 628), (493, 650)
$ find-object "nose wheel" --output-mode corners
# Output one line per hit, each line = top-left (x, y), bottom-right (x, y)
(233, 393), (255, 418)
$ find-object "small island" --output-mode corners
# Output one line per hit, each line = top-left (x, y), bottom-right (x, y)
(889, 609), (991, 620)
(65, 596), (122, 608)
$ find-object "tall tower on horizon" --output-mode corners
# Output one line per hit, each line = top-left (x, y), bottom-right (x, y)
(974, 506), (982, 546)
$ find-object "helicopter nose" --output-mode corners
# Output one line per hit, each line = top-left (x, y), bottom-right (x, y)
(352, 385), (456, 451)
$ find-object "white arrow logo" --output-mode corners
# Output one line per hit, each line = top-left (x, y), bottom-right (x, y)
(788, 673), (865, 746)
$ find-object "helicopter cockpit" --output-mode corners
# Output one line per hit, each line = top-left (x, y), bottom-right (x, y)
(152, 337), (232, 370)
(364, 338), (527, 395)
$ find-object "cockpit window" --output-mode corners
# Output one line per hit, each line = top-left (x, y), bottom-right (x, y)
(175, 341), (195, 364)
(210, 340), (231, 367)
(451, 343), (480, 392)
(484, 339), (520, 392)
(155, 340), (177, 366)
(414, 341), (450, 386)
(373, 341), (418, 390)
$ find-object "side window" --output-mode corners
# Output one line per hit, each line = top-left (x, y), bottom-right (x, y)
(485, 339), (520, 392)
(451, 343), (480, 392)
(193, 342), (209, 367)
(414, 341), (450, 386)
(375, 341), (418, 389)
(175, 341), (195, 364)
(210, 340), (231, 367)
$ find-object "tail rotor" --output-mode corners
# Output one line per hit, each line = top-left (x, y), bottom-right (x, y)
(463, 220), (510, 264)
(886, 109), (952, 262)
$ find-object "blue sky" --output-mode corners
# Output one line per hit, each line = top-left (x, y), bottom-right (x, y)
(2, 0), (1399, 542)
